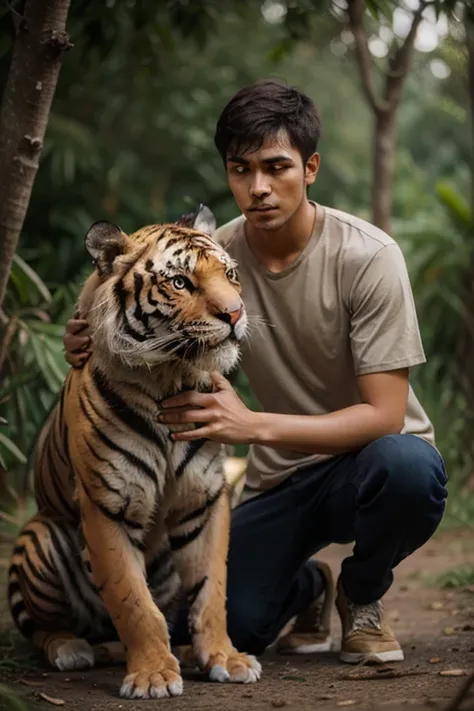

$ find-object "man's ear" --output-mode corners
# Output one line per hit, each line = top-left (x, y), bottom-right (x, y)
(176, 204), (216, 236)
(85, 221), (127, 276)
(305, 152), (320, 187)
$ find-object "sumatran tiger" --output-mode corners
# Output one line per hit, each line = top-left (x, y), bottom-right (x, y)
(7, 205), (261, 699)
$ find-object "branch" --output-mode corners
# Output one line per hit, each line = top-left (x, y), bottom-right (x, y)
(0, 313), (18, 375)
(346, 0), (388, 115)
(385, 0), (427, 111)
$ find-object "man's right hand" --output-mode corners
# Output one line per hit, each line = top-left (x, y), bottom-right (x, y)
(64, 311), (91, 368)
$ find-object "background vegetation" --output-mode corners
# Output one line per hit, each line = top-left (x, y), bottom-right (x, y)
(0, 0), (473, 528)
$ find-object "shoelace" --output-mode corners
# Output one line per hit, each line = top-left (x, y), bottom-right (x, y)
(347, 599), (383, 633)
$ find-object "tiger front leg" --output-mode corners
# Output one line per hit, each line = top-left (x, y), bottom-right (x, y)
(169, 489), (262, 684)
(79, 489), (183, 700)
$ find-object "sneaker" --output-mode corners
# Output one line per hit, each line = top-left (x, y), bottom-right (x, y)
(335, 577), (404, 664)
(276, 560), (335, 654)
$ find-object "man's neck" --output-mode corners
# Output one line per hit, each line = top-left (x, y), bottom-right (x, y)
(245, 199), (319, 273)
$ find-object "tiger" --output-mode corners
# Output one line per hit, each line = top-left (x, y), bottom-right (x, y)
(7, 204), (261, 700)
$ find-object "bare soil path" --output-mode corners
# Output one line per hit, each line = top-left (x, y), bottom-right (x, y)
(1, 528), (473, 711)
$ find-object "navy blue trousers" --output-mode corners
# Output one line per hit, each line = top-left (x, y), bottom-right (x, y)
(171, 434), (447, 655)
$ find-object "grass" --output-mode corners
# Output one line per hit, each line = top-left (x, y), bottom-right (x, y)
(435, 565), (474, 590)
(0, 629), (43, 675)
(441, 487), (474, 531)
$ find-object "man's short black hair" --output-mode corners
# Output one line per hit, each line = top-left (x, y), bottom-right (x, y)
(214, 79), (321, 164)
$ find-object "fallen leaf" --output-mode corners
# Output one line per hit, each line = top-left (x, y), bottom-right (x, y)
(17, 679), (42, 687)
(438, 669), (467, 677)
(429, 657), (441, 664)
(443, 627), (455, 636)
(430, 601), (444, 610)
(38, 692), (65, 706)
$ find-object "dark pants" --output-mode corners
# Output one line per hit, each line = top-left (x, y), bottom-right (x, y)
(171, 434), (447, 656)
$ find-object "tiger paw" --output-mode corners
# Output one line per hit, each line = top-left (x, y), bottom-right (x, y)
(50, 638), (95, 671)
(208, 651), (262, 684)
(120, 653), (183, 699)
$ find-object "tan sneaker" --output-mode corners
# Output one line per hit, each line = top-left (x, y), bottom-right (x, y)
(276, 560), (335, 654)
(336, 577), (404, 664)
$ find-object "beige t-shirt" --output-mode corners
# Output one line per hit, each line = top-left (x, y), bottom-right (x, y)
(214, 204), (435, 492)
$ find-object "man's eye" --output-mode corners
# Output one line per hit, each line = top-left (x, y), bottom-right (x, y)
(234, 166), (247, 174)
(226, 267), (239, 282)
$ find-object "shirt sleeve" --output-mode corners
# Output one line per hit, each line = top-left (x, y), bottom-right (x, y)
(349, 243), (426, 376)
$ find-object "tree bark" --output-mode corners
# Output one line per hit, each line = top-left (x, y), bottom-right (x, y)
(372, 110), (396, 235)
(467, 8), (474, 214)
(0, 0), (72, 313)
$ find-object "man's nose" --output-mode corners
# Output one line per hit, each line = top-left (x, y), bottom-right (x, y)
(250, 173), (271, 198)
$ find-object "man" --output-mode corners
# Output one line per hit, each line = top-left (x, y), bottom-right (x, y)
(64, 79), (447, 664)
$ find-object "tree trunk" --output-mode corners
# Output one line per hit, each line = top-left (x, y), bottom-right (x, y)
(372, 110), (396, 235)
(467, 8), (474, 214)
(0, 0), (72, 313)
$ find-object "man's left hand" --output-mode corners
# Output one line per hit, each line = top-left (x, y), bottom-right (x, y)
(159, 371), (258, 444)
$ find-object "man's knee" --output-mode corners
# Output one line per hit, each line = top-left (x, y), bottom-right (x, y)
(357, 434), (447, 510)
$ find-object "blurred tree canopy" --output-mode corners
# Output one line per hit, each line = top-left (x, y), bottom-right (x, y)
(0, 0), (472, 508)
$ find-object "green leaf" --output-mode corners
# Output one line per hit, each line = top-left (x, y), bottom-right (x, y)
(11, 253), (52, 303)
(436, 181), (472, 231)
(0, 433), (27, 464)
(28, 333), (61, 392)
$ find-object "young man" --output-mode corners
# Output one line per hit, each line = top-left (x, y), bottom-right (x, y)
(64, 80), (447, 664)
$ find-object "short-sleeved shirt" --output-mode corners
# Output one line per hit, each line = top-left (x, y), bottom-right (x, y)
(213, 203), (435, 492)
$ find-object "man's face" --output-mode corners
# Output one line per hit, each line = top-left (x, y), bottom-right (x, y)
(225, 131), (319, 231)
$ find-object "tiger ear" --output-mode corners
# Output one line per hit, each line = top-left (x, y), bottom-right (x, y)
(85, 221), (126, 276)
(176, 204), (216, 236)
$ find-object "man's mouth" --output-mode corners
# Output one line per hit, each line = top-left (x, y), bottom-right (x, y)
(248, 206), (278, 212)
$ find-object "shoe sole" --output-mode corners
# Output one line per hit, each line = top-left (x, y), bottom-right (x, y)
(340, 649), (405, 664)
(278, 638), (333, 655)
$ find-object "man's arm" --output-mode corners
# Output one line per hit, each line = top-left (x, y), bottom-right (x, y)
(250, 369), (408, 454)
(159, 368), (409, 450)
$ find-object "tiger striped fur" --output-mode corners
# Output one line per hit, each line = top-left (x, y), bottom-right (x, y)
(8, 205), (261, 699)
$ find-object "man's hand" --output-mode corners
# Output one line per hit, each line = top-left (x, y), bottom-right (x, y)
(160, 372), (258, 444)
(63, 312), (91, 368)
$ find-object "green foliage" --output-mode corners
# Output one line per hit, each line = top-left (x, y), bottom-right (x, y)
(0, 685), (31, 711)
(399, 179), (474, 487)
(0, 255), (70, 500)
(435, 565), (474, 589)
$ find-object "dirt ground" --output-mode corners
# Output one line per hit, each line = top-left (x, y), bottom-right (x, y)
(1, 529), (473, 711)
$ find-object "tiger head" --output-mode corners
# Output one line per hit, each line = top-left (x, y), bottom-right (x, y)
(79, 205), (247, 374)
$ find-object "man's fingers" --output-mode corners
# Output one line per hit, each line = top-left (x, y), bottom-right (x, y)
(211, 371), (232, 391)
(67, 318), (90, 336)
(171, 426), (215, 441)
(66, 351), (90, 369)
(159, 409), (215, 425)
(161, 392), (214, 409)
(64, 333), (90, 354)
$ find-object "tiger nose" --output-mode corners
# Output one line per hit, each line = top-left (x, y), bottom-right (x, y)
(216, 306), (243, 327)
